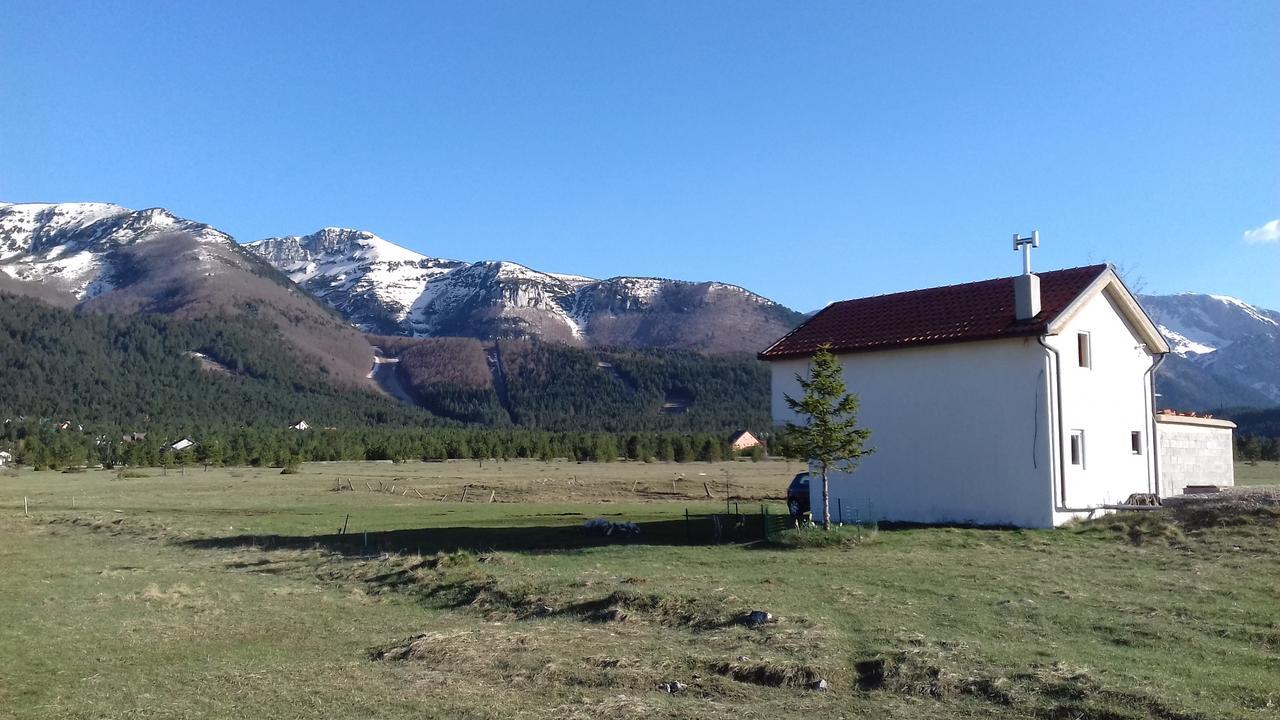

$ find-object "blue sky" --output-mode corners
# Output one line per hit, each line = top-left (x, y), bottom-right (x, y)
(2, 1), (1276, 311)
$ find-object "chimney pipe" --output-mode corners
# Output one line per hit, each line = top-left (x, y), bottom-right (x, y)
(1013, 230), (1041, 321)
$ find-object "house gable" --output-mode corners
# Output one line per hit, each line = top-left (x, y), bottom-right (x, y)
(1044, 267), (1169, 354)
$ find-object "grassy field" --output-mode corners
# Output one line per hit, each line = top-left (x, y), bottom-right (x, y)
(1, 459), (1277, 719)
(1236, 460), (1280, 486)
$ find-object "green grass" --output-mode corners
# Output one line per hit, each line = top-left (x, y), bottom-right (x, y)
(1235, 460), (1280, 486)
(2, 460), (1277, 719)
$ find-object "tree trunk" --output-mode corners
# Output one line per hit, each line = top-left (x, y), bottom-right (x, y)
(821, 466), (831, 531)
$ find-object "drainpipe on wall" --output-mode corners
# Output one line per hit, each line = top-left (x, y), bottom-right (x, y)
(1038, 335), (1099, 515)
(1144, 352), (1167, 497)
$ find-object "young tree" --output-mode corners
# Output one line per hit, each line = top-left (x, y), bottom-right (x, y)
(784, 345), (873, 530)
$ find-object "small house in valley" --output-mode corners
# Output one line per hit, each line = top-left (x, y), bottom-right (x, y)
(290, 420), (311, 431)
(729, 430), (763, 452)
(0, 451), (12, 467)
(761, 249), (1176, 528)
(170, 438), (196, 452)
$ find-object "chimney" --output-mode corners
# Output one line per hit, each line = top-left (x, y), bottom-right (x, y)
(1013, 230), (1041, 321)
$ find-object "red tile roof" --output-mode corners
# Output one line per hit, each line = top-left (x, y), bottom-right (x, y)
(759, 264), (1110, 360)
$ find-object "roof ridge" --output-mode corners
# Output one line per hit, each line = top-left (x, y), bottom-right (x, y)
(825, 263), (1110, 307)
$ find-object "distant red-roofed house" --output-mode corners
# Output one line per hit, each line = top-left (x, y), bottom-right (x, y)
(761, 262), (1176, 528)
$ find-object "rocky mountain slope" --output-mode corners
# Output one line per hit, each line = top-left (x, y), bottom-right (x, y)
(247, 228), (803, 353)
(0, 202), (376, 386)
(1142, 293), (1280, 410)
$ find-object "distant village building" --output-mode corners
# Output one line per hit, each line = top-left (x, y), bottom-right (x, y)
(170, 438), (196, 452)
(289, 420), (311, 431)
(0, 451), (12, 467)
(122, 432), (147, 443)
(729, 430), (762, 452)
(761, 251), (1194, 529)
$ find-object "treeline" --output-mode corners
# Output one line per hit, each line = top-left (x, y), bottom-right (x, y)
(0, 294), (437, 428)
(1219, 407), (1280, 462)
(1224, 406), (1280, 439)
(1, 420), (784, 470)
(1236, 436), (1280, 462)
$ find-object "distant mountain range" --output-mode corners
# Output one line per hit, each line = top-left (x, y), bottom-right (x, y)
(0, 201), (374, 385)
(1140, 293), (1280, 411)
(1, 200), (1277, 417)
(245, 228), (803, 353)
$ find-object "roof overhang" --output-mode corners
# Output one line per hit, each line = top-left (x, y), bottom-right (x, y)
(1043, 266), (1170, 354)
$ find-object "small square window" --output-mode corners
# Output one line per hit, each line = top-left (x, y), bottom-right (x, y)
(1070, 430), (1086, 467)
(1077, 332), (1092, 368)
(1131, 431), (1142, 455)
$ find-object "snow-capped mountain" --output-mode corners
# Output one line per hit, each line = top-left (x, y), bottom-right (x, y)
(0, 202), (232, 299)
(0, 202), (376, 385)
(1142, 293), (1280, 410)
(247, 229), (803, 353)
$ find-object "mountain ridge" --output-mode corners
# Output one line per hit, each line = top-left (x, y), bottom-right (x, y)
(4, 200), (1277, 414)
(1140, 292), (1280, 410)
(246, 226), (804, 353)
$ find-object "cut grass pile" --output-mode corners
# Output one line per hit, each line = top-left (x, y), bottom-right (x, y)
(1, 460), (1277, 719)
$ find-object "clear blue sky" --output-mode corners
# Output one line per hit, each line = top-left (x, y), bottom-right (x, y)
(2, 1), (1276, 311)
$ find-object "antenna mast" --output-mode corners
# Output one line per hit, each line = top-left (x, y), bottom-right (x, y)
(1012, 230), (1040, 275)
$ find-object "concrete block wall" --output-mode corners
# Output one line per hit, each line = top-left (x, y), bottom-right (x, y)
(1156, 418), (1235, 496)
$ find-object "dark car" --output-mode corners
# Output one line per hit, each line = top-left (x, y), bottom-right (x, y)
(786, 472), (811, 517)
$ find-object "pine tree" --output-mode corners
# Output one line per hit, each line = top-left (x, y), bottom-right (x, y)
(784, 345), (873, 530)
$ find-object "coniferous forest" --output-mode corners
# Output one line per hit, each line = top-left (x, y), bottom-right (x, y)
(0, 294), (781, 468)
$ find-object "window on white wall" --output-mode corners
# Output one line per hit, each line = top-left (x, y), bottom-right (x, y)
(1070, 430), (1086, 467)
(1131, 431), (1142, 455)
(1077, 332), (1092, 368)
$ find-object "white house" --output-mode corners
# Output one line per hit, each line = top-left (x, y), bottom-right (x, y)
(0, 450), (12, 467)
(170, 438), (196, 452)
(761, 258), (1172, 529)
(290, 420), (311, 431)
(729, 430), (763, 452)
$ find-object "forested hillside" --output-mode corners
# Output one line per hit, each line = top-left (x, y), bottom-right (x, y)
(497, 340), (770, 432)
(373, 336), (510, 426)
(0, 294), (434, 429)
(369, 336), (772, 432)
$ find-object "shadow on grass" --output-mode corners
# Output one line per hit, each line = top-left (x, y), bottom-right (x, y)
(181, 515), (773, 556)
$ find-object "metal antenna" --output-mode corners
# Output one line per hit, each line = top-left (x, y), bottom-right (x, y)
(1012, 230), (1040, 275)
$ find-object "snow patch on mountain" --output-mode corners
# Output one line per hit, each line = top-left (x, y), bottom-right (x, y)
(1156, 324), (1216, 357)
(1208, 294), (1278, 327)
(247, 228), (463, 325)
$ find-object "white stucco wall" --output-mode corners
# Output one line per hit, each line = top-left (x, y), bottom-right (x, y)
(1043, 288), (1159, 522)
(1156, 417), (1236, 494)
(771, 337), (1057, 528)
